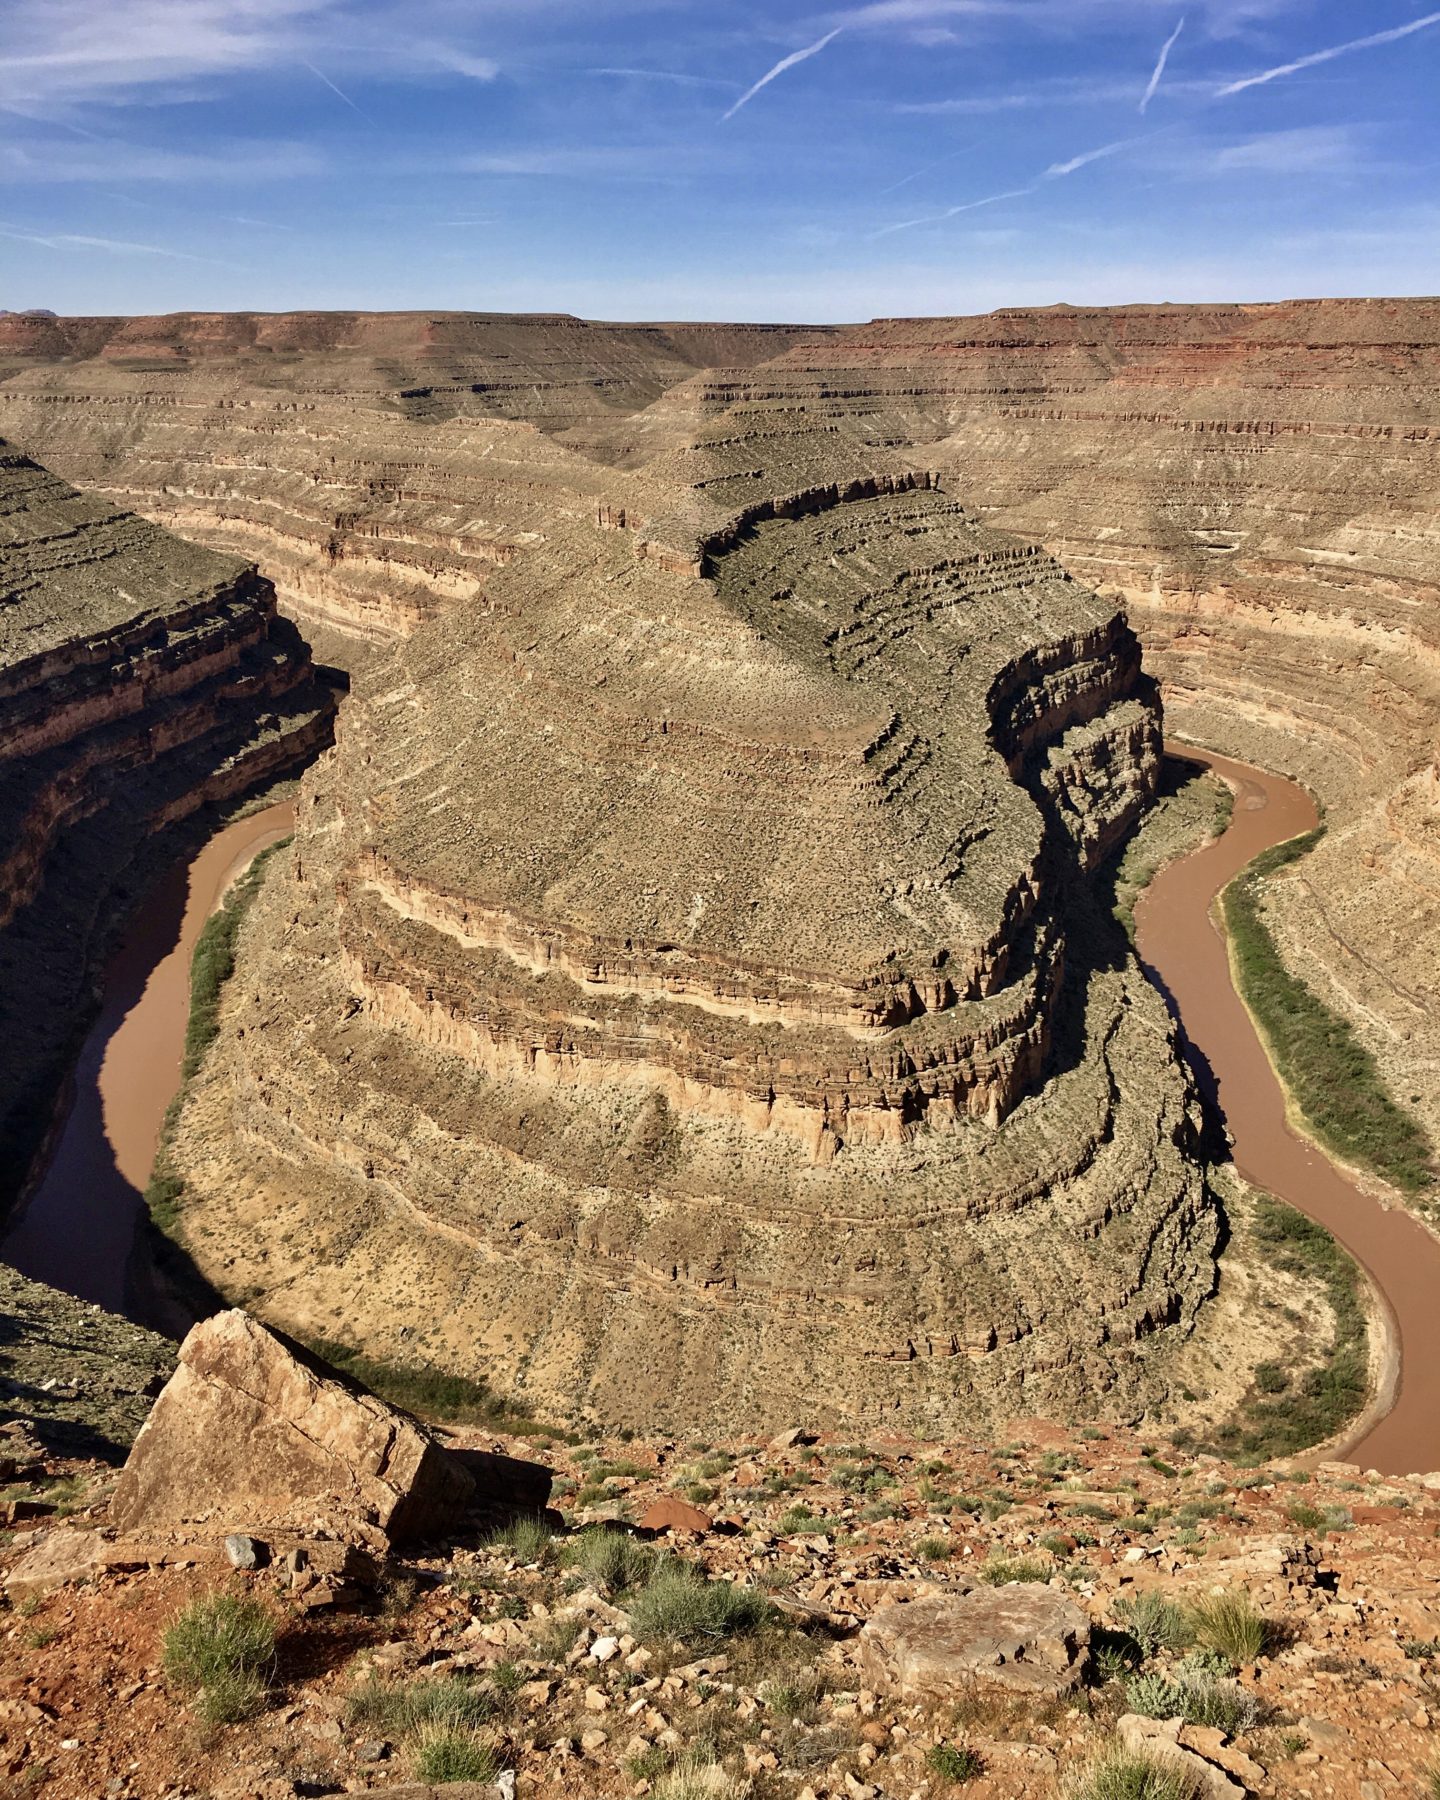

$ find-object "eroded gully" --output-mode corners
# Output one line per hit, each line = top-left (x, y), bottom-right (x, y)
(1135, 745), (1440, 1476)
(1, 802), (294, 1316)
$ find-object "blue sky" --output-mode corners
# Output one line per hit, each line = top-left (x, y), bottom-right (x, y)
(2, 0), (1438, 321)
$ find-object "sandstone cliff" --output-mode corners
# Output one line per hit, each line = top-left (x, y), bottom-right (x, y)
(0, 436), (333, 1207)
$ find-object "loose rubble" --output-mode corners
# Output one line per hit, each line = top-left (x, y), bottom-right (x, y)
(3, 1390), (1439, 1800)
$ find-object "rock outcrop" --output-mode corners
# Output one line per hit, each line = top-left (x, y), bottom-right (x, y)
(110, 1309), (474, 1543)
(0, 312), (830, 656)
(0, 436), (333, 1209)
(859, 1586), (1091, 1698)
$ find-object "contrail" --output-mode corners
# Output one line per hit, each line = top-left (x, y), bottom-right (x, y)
(877, 142), (976, 196)
(1140, 16), (1185, 113)
(873, 186), (1037, 236)
(1217, 11), (1440, 98)
(722, 28), (841, 122)
(875, 129), (1144, 236)
(302, 59), (375, 123)
(1045, 138), (1133, 178)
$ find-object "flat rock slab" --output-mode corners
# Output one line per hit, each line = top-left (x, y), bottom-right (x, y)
(109, 1309), (474, 1543)
(858, 1584), (1090, 1698)
(3, 1527), (104, 1602)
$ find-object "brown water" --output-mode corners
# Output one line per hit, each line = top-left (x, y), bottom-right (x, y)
(2, 803), (293, 1315)
(1135, 747), (1440, 1475)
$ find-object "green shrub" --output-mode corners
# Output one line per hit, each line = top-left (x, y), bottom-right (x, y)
(413, 1724), (498, 1783)
(1112, 1591), (1192, 1657)
(916, 1536), (952, 1562)
(630, 1566), (771, 1647)
(162, 1592), (276, 1723)
(486, 1515), (556, 1565)
(978, 1554), (1052, 1586)
(1125, 1663), (1258, 1735)
(1073, 1743), (1201, 1800)
(928, 1742), (985, 1781)
(1186, 1590), (1266, 1665)
(564, 1526), (655, 1596)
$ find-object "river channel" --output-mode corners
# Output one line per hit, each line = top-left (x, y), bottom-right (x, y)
(5, 749), (1437, 1474)
(1135, 746), (1440, 1476)
(2, 802), (293, 1315)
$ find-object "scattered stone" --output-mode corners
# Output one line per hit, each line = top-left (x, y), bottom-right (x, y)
(224, 1532), (267, 1570)
(1118, 1714), (1246, 1799)
(3, 1526), (103, 1601)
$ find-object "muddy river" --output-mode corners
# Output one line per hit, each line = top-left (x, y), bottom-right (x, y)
(1135, 746), (1440, 1475)
(5, 749), (1437, 1473)
(1, 802), (293, 1315)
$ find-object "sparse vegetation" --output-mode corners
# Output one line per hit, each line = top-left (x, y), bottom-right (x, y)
(978, 1553), (1053, 1586)
(1073, 1742), (1201, 1800)
(346, 1672), (495, 1736)
(1183, 1195), (1368, 1460)
(652, 1756), (751, 1800)
(1223, 828), (1433, 1195)
(630, 1565), (772, 1647)
(300, 1335), (538, 1430)
(162, 1591), (276, 1724)
(928, 1741), (985, 1782)
(1186, 1590), (1267, 1665)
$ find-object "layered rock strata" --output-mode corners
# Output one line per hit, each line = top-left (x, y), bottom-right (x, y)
(616, 302), (1440, 1168)
(0, 312), (828, 656)
(165, 467), (1215, 1435)
(0, 437), (333, 1206)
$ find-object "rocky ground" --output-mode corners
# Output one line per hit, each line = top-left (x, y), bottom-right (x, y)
(0, 1266), (173, 1462)
(4, 1402), (1437, 1800)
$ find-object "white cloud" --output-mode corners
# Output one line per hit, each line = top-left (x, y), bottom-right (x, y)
(0, 138), (326, 183)
(1209, 125), (1370, 176)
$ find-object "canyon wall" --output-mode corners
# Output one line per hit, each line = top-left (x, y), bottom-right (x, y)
(0, 436), (333, 1207)
(0, 313), (829, 660)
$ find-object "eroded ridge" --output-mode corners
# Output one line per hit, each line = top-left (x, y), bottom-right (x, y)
(0, 436), (333, 1205)
(166, 468), (1214, 1436)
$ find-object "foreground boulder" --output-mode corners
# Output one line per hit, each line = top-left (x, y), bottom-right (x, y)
(858, 1585), (1090, 1698)
(110, 1310), (474, 1543)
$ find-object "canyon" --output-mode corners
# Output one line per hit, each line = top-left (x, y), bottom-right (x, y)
(1, 302), (1435, 1443)
(0, 434), (333, 1222)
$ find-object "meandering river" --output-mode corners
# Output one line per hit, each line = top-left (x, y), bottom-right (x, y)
(1135, 747), (1440, 1476)
(2, 802), (293, 1315)
(5, 749), (1437, 1473)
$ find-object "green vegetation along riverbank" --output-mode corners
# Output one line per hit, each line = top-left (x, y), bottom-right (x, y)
(1221, 832), (1434, 1198)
